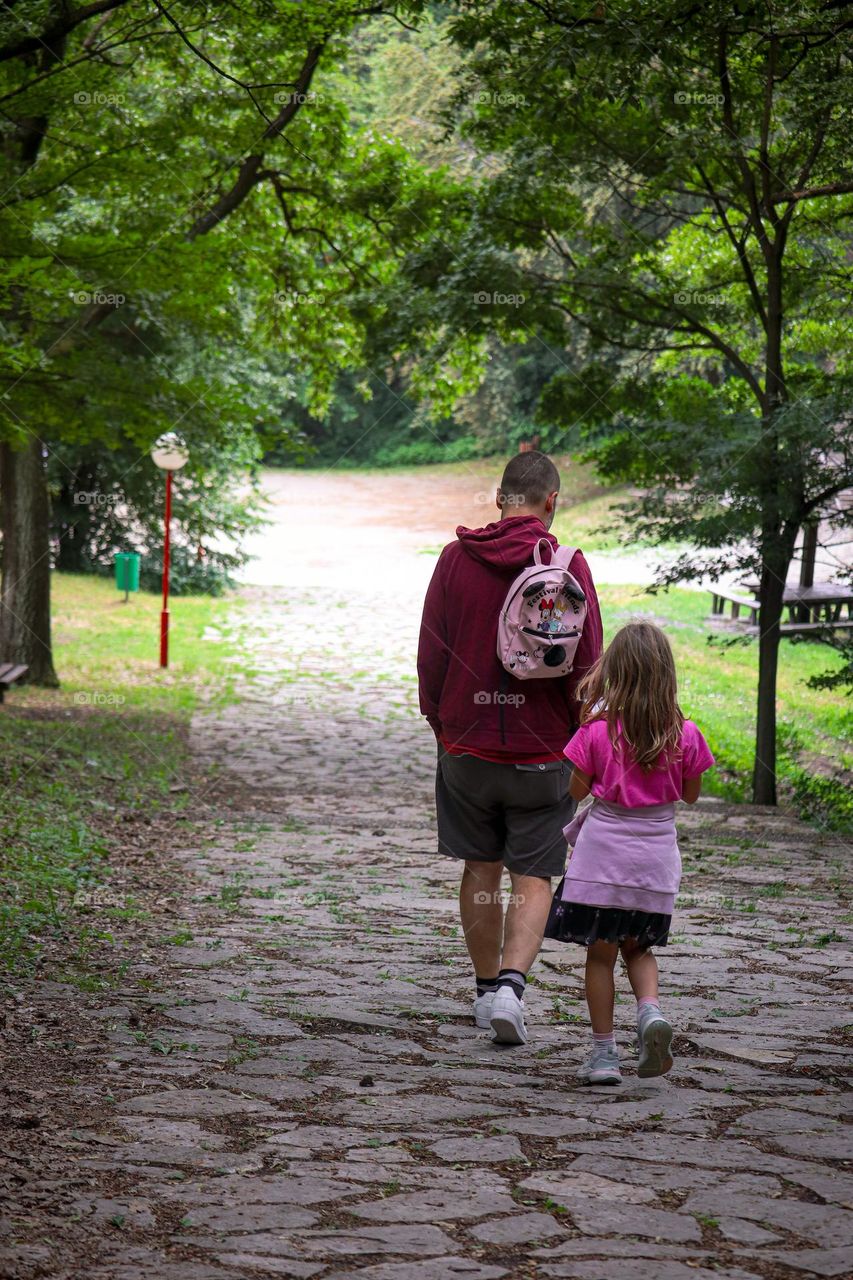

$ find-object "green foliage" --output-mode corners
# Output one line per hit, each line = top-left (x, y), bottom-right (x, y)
(372, 434), (481, 467)
(49, 438), (266, 594)
(786, 770), (853, 833)
(0, 573), (246, 972)
(1, 0), (475, 562)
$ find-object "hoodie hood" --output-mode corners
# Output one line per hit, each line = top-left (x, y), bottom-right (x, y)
(455, 515), (557, 572)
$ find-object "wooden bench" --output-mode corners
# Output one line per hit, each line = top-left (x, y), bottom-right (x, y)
(709, 590), (760, 626)
(780, 619), (853, 636)
(0, 663), (28, 702)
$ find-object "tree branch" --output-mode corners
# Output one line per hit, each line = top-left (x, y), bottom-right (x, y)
(0, 0), (131, 63)
(187, 42), (326, 240)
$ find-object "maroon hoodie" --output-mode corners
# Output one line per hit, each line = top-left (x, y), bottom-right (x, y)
(417, 515), (603, 761)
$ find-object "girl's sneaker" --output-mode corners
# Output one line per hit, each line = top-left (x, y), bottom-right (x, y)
(637, 1006), (674, 1077)
(472, 990), (496, 1029)
(578, 1044), (622, 1086)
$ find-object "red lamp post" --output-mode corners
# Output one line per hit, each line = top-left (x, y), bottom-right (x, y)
(151, 433), (189, 668)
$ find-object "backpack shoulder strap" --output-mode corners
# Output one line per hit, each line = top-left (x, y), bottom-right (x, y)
(553, 544), (579, 570)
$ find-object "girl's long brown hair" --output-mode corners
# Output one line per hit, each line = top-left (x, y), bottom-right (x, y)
(577, 621), (684, 771)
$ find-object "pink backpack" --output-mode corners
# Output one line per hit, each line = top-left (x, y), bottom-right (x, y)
(497, 539), (588, 679)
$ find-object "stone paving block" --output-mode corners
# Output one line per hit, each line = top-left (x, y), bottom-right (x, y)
(161, 997), (303, 1037)
(328, 1095), (502, 1124)
(520, 1170), (660, 1204)
(215, 1257), (321, 1277)
(678, 1190), (853, 1247)
(538, 1264), (761, 1280)
(748, 1245), (853, 1276)
(429, 1135), (524, 1163)
(556, 1135), (773, 1169)
(212, 1071), (317, 1101)
(350, 1187), (518, 1223)
(326, 1260), (507, 1280)
(117, 1087), (278, 1117)
(759, 1130), (852, 1160)
(177, 1202), (319, 1232)
(532, 1241), (714, 1261)
(716, 1216), (782, 1245)
(70, 1196), (156, 1229)
(297, 1224), (458, 1256)
(173, 1173), (367, 1205)
(466, 1212), (567, 1243)
(728, 1106), (845, 1134)
(498, 1114), (596, 1137)
(90, 1266), (236, 1280)
(559, 1153), (784, 1197)
(553, 1198), (703, 1242)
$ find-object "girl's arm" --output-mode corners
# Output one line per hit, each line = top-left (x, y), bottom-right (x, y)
(569, 767), (593, 802)
(682, 775), (702, 804)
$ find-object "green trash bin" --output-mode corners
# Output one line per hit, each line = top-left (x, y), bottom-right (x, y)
(115, 552), (141, 600)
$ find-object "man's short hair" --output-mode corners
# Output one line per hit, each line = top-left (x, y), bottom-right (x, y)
(498, 451), (561, 509)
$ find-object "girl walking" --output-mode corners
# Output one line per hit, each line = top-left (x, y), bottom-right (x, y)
(545, 621), (714, 1085)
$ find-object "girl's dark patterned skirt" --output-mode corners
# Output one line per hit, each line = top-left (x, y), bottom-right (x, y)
(544, 876), (671, 950)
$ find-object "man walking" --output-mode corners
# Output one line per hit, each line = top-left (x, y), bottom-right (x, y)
(417, 451), (603, 1044)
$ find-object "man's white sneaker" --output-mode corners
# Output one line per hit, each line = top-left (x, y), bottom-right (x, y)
(472, 990), (496, 1029)
(490, 986), (528, 1044)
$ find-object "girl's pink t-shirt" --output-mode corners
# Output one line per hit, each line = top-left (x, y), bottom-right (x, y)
(564, 718), (714, 807)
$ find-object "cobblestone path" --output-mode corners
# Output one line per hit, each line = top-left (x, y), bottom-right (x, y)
(2, 571), (851, 1280)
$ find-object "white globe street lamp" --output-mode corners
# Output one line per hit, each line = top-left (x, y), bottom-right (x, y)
(150, 433), (188, 668)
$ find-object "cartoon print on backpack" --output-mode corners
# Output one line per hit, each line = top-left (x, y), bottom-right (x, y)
(538, 598), (556, 632)
(497, 539), (588, 680)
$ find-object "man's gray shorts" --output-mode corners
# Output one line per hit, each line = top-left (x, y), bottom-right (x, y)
(436, 747), (575, 878)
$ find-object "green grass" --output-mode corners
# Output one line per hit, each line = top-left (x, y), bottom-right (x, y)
(597, 584), (851, 826)
(0, 574), (247, 974)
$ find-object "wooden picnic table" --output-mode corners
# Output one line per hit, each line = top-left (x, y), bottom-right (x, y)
(710, 582), (853, 635)
(0, 662), (28, 701)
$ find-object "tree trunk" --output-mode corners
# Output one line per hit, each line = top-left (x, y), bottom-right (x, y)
(0, 436), (59, 686)
(752, 554), (783, 805)
(752, 518), (798, 805)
